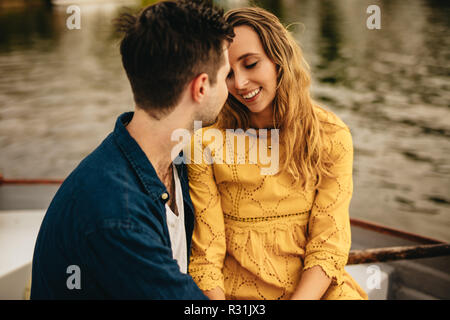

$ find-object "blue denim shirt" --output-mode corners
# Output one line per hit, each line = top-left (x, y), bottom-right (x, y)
(31, 112), (207, 299)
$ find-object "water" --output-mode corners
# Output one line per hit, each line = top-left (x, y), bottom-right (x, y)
(0, 0), (449, 241)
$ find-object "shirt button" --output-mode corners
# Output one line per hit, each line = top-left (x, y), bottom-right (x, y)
(161, 192), (169, 200)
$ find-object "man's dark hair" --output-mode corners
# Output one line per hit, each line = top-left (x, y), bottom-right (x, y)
(115, 0), (234, 118)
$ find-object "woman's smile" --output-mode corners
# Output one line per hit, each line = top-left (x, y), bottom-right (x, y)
(226, 25), (278, 126)
(240, 87), (262, 102)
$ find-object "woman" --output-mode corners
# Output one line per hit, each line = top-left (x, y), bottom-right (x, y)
(186, 7), (368, 300)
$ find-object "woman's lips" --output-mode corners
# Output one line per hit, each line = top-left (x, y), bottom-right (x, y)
(241, 87), (262, 103)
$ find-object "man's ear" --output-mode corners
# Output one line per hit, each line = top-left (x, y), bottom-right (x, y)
(191, 73), (209, 103)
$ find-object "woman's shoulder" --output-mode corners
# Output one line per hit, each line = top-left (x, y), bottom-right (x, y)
(192, 124), (226, 144)
(314, 105), (349, 131)
(189, 124), (227, 156)
(313, 105), (353, 153)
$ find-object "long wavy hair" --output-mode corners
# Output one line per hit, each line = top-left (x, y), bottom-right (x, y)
(217, 7), (335, 189)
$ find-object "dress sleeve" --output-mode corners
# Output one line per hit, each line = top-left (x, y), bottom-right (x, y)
(185, 130), (227, 292)
(303, 125), (354, 286)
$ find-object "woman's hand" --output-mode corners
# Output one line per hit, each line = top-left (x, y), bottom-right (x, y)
(290, 265), (332, 300)
(203, 286), (226, 300)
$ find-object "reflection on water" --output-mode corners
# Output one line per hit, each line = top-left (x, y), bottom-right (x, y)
(0, 0), (449, 241)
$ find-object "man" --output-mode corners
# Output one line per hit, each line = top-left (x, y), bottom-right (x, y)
(31, 0), (234, 299)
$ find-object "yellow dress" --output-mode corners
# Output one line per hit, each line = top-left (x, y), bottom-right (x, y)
(186, 107), (368, 300)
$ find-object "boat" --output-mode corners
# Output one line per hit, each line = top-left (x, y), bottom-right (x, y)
(0, 175), (449, 300)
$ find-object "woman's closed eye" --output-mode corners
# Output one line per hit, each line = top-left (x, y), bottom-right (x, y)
(245, 62), (258, 69)
(227, 62), (258, 79)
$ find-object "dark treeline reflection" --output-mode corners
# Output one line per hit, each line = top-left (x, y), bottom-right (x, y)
(0, 6), (57, 51)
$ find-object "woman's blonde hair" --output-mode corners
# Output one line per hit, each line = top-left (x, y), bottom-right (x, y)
(217, 7), (335, 189)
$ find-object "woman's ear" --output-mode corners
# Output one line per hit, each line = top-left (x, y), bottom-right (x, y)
(191, 73), (209, 103)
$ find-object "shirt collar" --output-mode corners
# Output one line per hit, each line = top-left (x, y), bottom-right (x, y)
(113, 112), (166, 201)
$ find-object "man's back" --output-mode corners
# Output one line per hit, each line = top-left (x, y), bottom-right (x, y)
(30, 112), (206, 299)
(31, 0), (233, 300)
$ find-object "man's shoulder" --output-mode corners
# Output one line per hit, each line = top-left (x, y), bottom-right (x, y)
(47, 134), (162, 232)
(60, 136), (126, 200)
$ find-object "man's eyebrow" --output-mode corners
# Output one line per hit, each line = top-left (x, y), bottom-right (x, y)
(237, 53), (259, 61)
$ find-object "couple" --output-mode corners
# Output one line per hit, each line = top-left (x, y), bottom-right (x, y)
(31, 0), (367, 300)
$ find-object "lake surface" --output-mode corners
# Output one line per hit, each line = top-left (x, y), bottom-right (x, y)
(0, 0), (449, 241)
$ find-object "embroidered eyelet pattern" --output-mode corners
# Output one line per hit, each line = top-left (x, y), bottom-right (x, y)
(187, 108), (368, 300)
(223, 211), (310, 223)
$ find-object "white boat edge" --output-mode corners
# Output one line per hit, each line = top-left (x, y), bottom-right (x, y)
(0, 209), (392, 300)
(0, 210), (45, 300)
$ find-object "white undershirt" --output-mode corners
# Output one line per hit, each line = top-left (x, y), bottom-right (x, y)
(165, 164), (187, 274)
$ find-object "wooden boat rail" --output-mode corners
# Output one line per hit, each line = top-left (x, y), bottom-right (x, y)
(347, 243), (450, 265)
(0, 175), (64, 185)
(1, 174), (450, 265)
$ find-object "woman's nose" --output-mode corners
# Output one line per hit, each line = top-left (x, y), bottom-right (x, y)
(234, 72), (249, 90)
